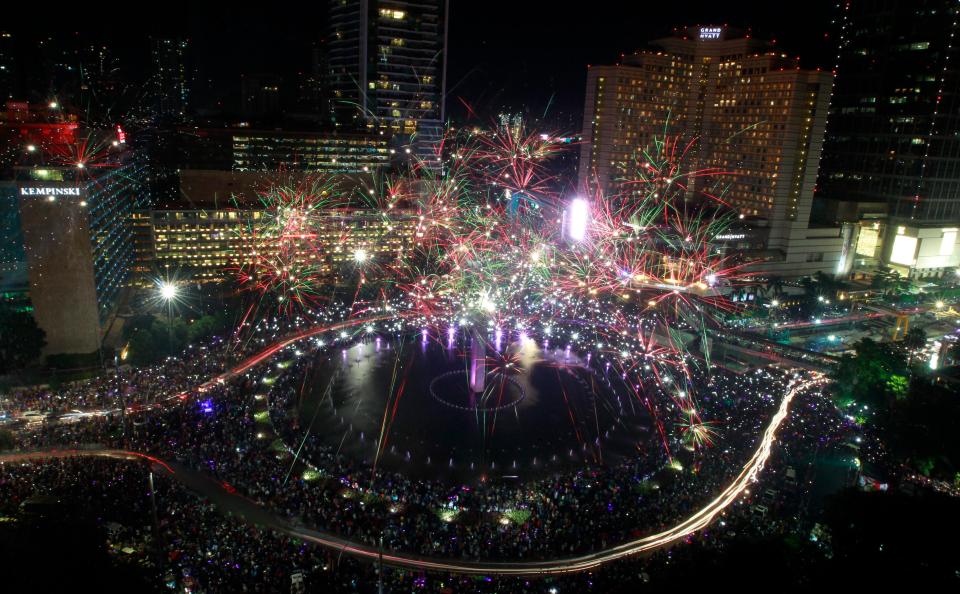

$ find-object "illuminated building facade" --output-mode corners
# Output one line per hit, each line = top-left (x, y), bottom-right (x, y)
(133, 209), (418, 285)
(14, 156), (146, 355)
(132, 170), (418, 286)
(172, 128), (390, 174)
(326, 0), (448, 160)
(818, 0), (960, 279)
(0, 102), (79, 302)
(1, 103), (143, 354)
(580, 26), (844, 277)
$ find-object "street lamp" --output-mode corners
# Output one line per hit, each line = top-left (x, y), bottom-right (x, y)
(159, 282), (178, 301)
(158, 282), (179, 355)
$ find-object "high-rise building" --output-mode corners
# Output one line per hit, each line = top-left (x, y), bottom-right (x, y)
(151, 37), (190, 122)
(580, 26), (843, 276)
(326, 0), (449, 160)
(0, 102), (79, 305)
(14, 149), (145, 355)
(1, 103), (142, 354)
(818, 0), (960, 279)
(169, 127), (390, 174)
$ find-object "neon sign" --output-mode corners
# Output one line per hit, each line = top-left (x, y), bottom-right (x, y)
(20, 187), (81, 196)
(699, 27), (722, 40)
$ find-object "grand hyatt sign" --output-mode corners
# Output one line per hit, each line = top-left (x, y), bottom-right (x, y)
(20, 187), (82, 196)
(699, 26), (723, 40)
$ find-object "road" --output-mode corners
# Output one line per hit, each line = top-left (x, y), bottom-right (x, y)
(1, 376), (822, 575)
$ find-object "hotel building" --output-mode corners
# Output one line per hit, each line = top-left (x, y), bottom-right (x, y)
(580, 26), (843, 277)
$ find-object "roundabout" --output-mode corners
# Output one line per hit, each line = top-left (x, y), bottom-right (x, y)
(2, 368), (820, 575)
(271, 330), (655, 483)
(0, 126), (835, 585)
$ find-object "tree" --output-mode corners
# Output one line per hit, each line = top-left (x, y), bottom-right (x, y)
(122, 314), (155, 341)
(869, 267), (892, 292)
(885, 380), (960, 479)
(0, 303), (46, 374)
(831, 338), (909, 408)
(127, 328), (160, 366)
(127, 313), (232, 366)
(871, 267), (911, 296)
(902, 326), (927, 351)
(947, 343), (960, 367)
(885, 374), (909, 400)
(761, 275), (784, 299)
(813, 270), (846, 296)
(800, 271), (844, 299)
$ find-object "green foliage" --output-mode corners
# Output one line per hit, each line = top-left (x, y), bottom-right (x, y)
(122, 314), (156, 341)
(902, 327), (927, 350)
(831, 338), (910, 408)
(0, 302), (46, 373)
(759, 275), (784, 300)
(126, 313), (231, 366)
(127, 328), (161, 366)
(886, 380), (960, 480)
(870, 267), (911, 295)
(885, 374), (909, 400)
(502, 508), (532, 525)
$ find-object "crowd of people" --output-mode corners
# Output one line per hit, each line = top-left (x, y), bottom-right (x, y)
(0, 325), (861, 591)
(1, 340), (233, 415)
(261, 357), (792, 558)
(0, 377), (856, 592)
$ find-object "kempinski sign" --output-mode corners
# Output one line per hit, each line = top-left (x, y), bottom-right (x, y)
(20, 187), (82, 196)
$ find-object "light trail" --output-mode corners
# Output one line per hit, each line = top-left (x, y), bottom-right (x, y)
(2, 373), (823, 576)
(194, 314), (395, 392)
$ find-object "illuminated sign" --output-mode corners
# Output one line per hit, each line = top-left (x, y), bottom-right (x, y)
(855, 228), (879, 257)
(890, 234), (917, 266)
(699, 27), (723, 40)
(20, 187), (81, 196)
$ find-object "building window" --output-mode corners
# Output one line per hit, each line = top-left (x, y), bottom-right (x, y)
(379, 8), (405, 20)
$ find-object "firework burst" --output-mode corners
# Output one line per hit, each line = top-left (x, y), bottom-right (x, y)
(233, 118), (755, 457)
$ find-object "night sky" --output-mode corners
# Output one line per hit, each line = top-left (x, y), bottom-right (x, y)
(6, 1), (838, 128)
